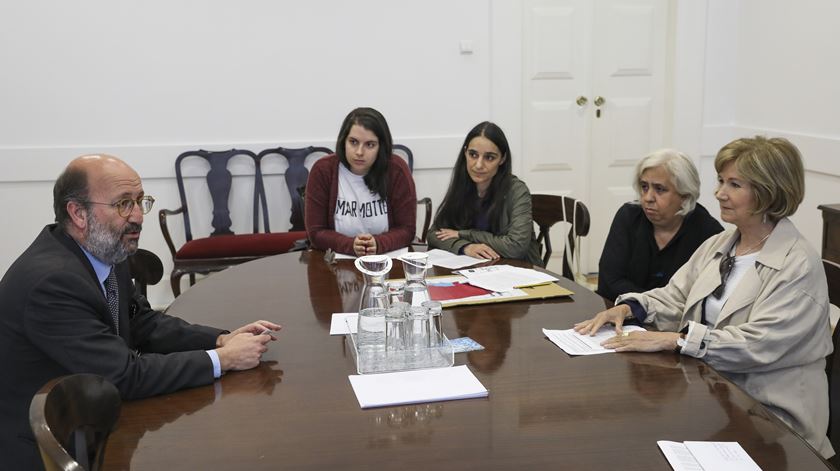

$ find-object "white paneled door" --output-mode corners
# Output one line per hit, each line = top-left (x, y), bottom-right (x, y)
(522, 0), (669, 274)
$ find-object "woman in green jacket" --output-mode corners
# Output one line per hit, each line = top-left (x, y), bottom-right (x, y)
(427, 122), (542, 266)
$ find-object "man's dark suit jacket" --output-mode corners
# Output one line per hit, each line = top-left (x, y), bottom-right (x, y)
(0, 224), (224, 470)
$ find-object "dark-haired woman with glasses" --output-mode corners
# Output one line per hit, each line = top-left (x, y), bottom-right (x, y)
(426, 122), (542, 266)
(574, 136), (833, 458)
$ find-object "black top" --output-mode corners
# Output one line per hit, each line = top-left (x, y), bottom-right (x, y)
(596, 202), (723, 302)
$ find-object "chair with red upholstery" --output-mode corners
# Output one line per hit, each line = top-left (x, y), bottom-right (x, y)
(159, 149), (303, 297)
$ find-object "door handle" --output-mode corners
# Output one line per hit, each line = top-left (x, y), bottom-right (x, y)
(594, 96), (606, 106)
(576, 96), (588, 107)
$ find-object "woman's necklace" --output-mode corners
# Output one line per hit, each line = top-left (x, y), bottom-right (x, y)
(735, 231), (771, 257)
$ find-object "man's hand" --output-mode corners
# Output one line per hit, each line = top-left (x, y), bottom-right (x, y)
(216, 333), (271, 372)
(217, 320), (282, 347)
(215, 320), (281, 372)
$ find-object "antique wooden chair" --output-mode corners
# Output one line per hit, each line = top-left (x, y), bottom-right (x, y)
(127, 248), (164, 297)
(393, 144), (432, 244)
(255, 146), (334, 233)
(159, 149), (302, 296)
(531, 194), (591, 278)
(29, 374), (121, 471)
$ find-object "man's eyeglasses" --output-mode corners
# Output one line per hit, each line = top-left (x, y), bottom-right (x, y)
(711, 253), (735, 298)
(86, 196), (155, 218)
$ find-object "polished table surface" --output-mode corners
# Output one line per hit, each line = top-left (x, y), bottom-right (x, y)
(104, 251), (831, 470)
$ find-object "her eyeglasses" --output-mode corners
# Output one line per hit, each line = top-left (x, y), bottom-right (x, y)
(86, 196), (155, 218)
(711, 253), (735, 298)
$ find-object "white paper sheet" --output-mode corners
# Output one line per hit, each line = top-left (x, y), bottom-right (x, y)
(542, 325), (647, 355)
(348, 365), (489, 409)
(658, 441), (705, 471)
(425, 248), (485, 269)
(458, 265), (558, 292)
(333, 247), (409, 260)
(329, 313), (358, 335)
(685, 441), (762, 471)
(657, 441), (762, 471)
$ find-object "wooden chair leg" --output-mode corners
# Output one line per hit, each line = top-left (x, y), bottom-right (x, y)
(170, 272), (183, 298)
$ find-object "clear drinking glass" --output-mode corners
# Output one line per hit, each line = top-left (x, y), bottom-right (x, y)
(357, 307), (386, 353)
(386, 280), (405, 305)
(385, 302), (409, 353)
(400, 252), (430, 306)
(407, 305), (431, 350)
(421, 300), (443, 347)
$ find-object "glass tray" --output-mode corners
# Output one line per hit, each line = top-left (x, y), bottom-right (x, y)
(346, 319), (454, 375)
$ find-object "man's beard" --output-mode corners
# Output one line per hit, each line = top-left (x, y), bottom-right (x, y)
(82, 211), (142, 265)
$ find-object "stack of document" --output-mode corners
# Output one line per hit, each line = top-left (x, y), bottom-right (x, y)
(457, 264), (558, 292)
(543, 325), (647, 355)
(425, 248), (485, 269)
(657, 441), (762, 471)
(348, 365), (488, 408)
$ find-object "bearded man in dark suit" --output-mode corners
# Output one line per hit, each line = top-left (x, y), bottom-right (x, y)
(0, 154), (282, 469)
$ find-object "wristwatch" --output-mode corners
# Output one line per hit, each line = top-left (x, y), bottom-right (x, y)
(674, 333), (687, 353)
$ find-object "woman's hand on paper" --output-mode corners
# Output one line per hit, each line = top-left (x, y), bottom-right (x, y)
(573, 304), (631, 336)
(464, 243), (500, 260)
(601, 331), (681, 353)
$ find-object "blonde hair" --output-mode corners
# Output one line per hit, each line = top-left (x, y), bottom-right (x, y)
(632, 149), (700, 216)
(714, 136), (804, 221)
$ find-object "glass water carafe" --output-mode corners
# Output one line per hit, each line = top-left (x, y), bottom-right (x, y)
(355, 254), (393, 311)
(400, 252), (431, 306)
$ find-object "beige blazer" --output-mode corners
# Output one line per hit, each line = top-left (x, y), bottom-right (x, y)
(617, 218), (834, 458)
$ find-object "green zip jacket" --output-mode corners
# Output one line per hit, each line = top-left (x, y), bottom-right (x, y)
(427, 176), (543, 267)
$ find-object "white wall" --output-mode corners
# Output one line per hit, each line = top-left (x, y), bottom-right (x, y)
(0, 0), (499, 306)
(696, 0), (840, 255)
(2, 0), (838, 308)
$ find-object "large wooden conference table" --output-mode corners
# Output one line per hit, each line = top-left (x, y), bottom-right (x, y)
(104, 250), (831, 470)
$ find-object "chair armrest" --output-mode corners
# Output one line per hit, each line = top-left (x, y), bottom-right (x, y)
(289, 237), (310, 252)
(158, 207), (184, 258)
(410, 241), (428, 251)
(416, 197), (432, 244)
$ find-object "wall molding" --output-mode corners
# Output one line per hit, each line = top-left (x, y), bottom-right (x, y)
(531, 163), (572, 172)
(701, 124), (840, 177)
(0, 135), (465, 184)
(608, 159), (639, 168)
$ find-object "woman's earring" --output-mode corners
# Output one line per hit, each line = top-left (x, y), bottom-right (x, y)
(762, 213), (767, 224)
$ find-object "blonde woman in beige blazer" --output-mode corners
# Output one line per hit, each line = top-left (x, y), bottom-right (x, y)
(575, 136), (833, 458)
